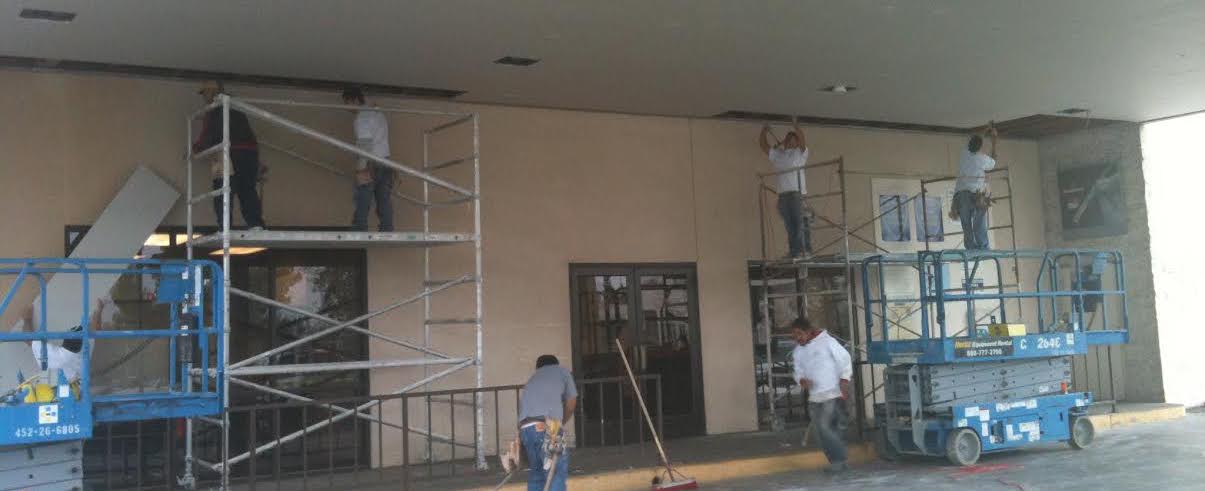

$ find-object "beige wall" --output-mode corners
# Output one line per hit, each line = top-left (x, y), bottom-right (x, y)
(0, 71), (1046, 461)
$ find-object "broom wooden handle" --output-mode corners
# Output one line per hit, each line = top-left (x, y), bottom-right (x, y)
(615, 338), (674, 472)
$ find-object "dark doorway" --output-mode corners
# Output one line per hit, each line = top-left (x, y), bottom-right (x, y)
(569, 263), (705, 443)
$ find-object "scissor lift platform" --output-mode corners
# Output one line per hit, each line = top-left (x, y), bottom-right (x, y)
(0, 258), (226, 488)
(862, 249), (1128, 465)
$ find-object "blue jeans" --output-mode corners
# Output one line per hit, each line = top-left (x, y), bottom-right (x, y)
(211, 149), (265, 228)
(352, 165), (394, 231)
(809, 398), (848, 465)
(955, 190), (989, 250)
(520, 425), (568, 491)
(777, 191), (812, 256)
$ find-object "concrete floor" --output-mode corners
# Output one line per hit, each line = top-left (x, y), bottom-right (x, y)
(705, 411), (1205, 491)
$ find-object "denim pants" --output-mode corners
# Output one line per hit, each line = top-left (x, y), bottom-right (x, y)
(211, 149), (265, 228)
(808, 398), (849, 465)
(352, 165), (395, 231)
(520, 425), (568, 491)
(777, 191), (812, 256)
(955, 190), (989, 250)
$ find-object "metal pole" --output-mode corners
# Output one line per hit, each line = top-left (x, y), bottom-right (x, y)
(220, 93), (233, 490)
(228, 98), (474, 197)
(182, 112), (197, 490)
(472, 114), (487, 470)
(422, 124), (433, 465)
(761, 270), (776, 430)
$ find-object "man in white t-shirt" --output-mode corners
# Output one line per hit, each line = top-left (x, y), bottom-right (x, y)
(760, 117), (811, 258)
(953, 124), (998, 250)
(20, 300), (106, 382)
(344, 87), (395, 232)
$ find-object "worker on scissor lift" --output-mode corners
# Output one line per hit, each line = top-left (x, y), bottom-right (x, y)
(18, 299), (107, 399)
(759, 116), (812, 259)
(517, 355), (578, 491)
(791, 317), (853, 474)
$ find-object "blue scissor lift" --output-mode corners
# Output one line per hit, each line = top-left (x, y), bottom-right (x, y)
(0, 258), (225, 489)
(862, 249), (1128, 465)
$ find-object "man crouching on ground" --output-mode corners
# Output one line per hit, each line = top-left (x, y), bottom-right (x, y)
(518, 354), (578, 491)
(791, 317), (853, 473)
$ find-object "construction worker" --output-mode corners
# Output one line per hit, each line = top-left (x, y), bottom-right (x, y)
(759, 117), (811, 258)
(194, 80), (266, 230)
(791, 317), (852, 473)
(343, 87), (395, 232)
(953, 123), (999, 250)
(20, 299), (107, 383)
(517, 355), (578, 491)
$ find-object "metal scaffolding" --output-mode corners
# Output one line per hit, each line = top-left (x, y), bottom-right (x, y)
(184, 95), (483, 488)
(753, 158), (1023, 434)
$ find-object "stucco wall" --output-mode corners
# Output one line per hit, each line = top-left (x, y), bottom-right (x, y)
(1, 70), (1046, 464)
(1038, 123), (1155, 402)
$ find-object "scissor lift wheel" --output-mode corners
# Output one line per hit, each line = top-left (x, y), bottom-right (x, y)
(1069, 416), (1095, 450)
(945, 428), (981, 466)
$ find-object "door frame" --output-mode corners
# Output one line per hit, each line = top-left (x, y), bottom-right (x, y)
(568, 262), (706, 438)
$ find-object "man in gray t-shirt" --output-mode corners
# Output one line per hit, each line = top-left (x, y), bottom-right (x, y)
(518, 355), (577, 491)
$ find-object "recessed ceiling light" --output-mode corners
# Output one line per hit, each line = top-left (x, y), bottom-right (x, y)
(494, 56), (540, 67)
(819, 85), (857, 94)
(210, 247), (266, 256)
(1057, 108), (1090, 115)
(19, 8), (76, 23)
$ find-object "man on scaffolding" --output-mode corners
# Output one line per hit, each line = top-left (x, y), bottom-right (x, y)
(759, 116), (812, 259)
(194, 80), (267, 231)
(952, 123), (998, 250)
(343, 87), (395, 232)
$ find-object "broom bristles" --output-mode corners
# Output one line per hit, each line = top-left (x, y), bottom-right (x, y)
(652, 479), (699, 491)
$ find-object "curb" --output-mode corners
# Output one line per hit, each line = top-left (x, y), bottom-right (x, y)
(485, 406), (1183, 490)
(489, 443), (876, 491)
(1088, 404), (1186, 431)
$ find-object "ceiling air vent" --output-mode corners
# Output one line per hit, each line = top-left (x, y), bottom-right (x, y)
(494, 56), (540, 67)
(19, 8), (76, 22)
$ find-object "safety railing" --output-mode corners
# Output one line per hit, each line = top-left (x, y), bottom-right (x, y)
(81, 376), (658, 489)
(860, 249), (1129, 363)
(0, 259), (224, 411)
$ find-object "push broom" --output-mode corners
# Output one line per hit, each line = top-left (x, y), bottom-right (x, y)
(615, 338), (699, 491)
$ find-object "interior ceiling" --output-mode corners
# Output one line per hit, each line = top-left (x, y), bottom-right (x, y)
(3, 0), (1205, 128)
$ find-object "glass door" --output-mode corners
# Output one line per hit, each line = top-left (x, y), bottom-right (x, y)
(570, 264), (704, 445)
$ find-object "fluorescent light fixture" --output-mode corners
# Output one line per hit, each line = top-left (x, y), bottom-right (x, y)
(209, 247), (266, 256)
(144, 234), (173, 247)
(143, 233), (198, 247)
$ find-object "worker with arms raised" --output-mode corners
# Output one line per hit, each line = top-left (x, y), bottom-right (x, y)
(759, 116), (812, 258)
(952, 123), (999, 250)
(517, 354), (578, 491)
(791, 317), (853, 473)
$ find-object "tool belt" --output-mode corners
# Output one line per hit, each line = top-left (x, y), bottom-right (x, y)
(948, 190), (991, 221)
